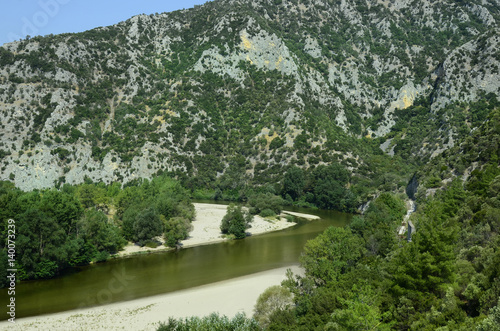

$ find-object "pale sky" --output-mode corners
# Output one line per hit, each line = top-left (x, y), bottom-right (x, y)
(0, 0), (210, 46)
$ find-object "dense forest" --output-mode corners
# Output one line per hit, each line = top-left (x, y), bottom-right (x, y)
(159, 108), (500, 329)
(0, 160), (360, 285)
(1, 109), (498, 329)
(0, 0), (499, 328)
(0, 175), (195, 284)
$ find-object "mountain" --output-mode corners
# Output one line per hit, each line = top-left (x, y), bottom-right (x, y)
(0, 0), (498, 194)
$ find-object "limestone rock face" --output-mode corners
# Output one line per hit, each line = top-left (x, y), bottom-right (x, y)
(0, 0), (498, 190)
(431, 30), (500, 111)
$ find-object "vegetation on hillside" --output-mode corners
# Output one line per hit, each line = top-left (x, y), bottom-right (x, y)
(1, 0), (497, 195)
(156, 108), (500, 329)
(0, 0), (498, 328)
(0, 175), (194, 285)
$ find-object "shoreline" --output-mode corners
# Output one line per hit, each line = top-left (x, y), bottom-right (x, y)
(1, 202), (317, 329)
(4, 265), (303, 330)
(113, 202), (308, 258)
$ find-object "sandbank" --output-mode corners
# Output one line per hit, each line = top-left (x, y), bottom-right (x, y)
(281, 210), (320, 220)
(4, 266), (303, 331)
(115, 203), (303, 257)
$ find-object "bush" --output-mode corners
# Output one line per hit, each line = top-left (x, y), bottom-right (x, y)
(259, 208), (276, 218)
(426, 176), (442, 188)
(164, 217), (191, 247)
(248, 193), (284, 215)
(157, 312), (259, 330)
(220, 204), (253, 239)
(144, 240), (160, 248)
(254, 285), (294, 329)
(133, 207), (163, 244)
(94, 251), (109, 263)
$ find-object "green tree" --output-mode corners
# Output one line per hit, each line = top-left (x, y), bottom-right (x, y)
(121, 206), (141, 241)
(326, 285), (389, 330)
(38, 189), (83, 236)
(164, 217), (191, 247)
(76, 183), (107, 209)
(282, 165), (305, 201)
(388, 213), (458, 318)
(300, 226), (366, 285)
(247, 193), (284, 215)
(16, 208), (72, 279)
(78, 209), (125, 254)
(254, 285), (294, 329)
(220, 204), (253, 239)
(352, 193), (406, 257)
(309, 164), (357, 212)
(133, 207), (163, 244)
(477, 298), (500, 331)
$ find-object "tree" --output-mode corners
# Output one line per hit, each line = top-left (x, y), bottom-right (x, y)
(282, 166), (305, 201)
(76, 183), (107, 209)
(16, 208), (72, 279)
(247, 193), (284, 215)
(477, 298), (500, 331)
(353, 193), (406, 257)
(254, 285), (294, 329)
(309, 164), (357, 212)
(38, 189), (83, 236)
(164, 217), (191, 247)
(388, 212), (458, 316)
(121, 206), (141, 241)
(300, 226), (366, 285)
(220, 204), (253, 239)
(326, 285), (388, 330)
(78, 209), (125, 254)
(133, 207), (163, 244)
(313, 179), (347, 210)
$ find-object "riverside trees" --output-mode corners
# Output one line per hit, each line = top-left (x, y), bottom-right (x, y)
(0, 175), (194, 283)
(220, 204), (253, 239)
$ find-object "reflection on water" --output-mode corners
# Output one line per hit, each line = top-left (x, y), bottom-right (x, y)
(1, 204), (351, 319)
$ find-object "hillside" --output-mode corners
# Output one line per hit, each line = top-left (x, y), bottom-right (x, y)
(0, 0), (498, 198)
(1, 1), (500, 328)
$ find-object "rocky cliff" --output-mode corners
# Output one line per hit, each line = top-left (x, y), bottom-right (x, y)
(0, 0), (499, 190)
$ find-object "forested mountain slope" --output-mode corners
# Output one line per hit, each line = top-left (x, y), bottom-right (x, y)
(257, 108), (500, 330)
(0, 0), (498, 195)
(1, 1), (500, 327)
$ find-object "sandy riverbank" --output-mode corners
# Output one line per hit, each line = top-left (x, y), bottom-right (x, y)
(115, 203), (302, 257)
(4, 266), (303, 331)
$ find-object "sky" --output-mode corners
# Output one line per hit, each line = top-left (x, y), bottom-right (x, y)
(0, 0), (210, 46)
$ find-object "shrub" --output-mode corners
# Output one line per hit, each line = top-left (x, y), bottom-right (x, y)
(133, 207), (163, 244)
(164, 217), (191, 247)
(259, 208), (276, 218)
(157, 312), (259, 330)
(220, 204), (253, 239)
(254, 285), (294, 329)
(248, 193), (284, 215)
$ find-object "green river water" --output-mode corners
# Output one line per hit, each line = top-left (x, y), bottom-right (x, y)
(1, 204), (351, 320)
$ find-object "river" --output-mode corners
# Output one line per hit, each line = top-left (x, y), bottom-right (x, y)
(0, 204), (351, 320)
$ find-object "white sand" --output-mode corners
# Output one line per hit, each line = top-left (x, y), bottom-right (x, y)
(281, 210), (320, 220)
(1, 203), (317, 330)
(116, 203), (300, 257)
(4, 266), (303, 331)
